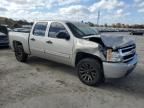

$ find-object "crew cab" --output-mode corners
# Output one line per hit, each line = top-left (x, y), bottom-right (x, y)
(9, 20), (138, 86)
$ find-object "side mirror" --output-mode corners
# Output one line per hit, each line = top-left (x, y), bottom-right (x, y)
(56, 32), (70, 40)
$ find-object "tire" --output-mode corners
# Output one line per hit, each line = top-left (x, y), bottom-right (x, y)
(14, 44), (28, 62)
(77, 58), (104, 86)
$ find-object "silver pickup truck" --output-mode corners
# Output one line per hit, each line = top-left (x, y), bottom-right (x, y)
(9, 20), (137, 86)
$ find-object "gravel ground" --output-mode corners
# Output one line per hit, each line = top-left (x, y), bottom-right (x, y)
(0, 32), (144, 108)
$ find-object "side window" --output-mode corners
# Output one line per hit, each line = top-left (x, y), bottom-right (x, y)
(48, 22), (68, 38)
(33, 22), (47, 36)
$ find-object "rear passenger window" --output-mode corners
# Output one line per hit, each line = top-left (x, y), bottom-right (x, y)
(48, 22), (68, 38)
(33, 22), (47, 36)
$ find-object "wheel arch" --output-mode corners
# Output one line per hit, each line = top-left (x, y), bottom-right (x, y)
(75, 52), (103, 68)
(13, 40), (23, 50)
(12, 40), (30, 54)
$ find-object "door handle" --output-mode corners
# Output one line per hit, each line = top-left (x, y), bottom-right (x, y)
(30, 38), (36, 41)
(46, 40), (53, 44)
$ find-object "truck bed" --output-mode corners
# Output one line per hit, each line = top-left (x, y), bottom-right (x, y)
(9, 32), (30, 54)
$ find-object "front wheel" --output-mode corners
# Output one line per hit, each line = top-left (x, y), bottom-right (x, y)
(14, 44), (28, 62)
(77, 58), (104, 86)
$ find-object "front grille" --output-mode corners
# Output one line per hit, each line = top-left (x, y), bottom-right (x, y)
(119, 44), (136, 63)
(123, 53), (135, 60)
(121, 44), (136, 53)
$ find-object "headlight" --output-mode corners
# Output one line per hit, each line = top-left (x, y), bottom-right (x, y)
(107, 49), (122, 62)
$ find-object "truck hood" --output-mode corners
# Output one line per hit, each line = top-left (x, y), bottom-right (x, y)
(101, 35), (134, 49)
(83, 35), (135, 49)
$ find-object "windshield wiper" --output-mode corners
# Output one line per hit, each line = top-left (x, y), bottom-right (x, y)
(84, 34), (96, 36)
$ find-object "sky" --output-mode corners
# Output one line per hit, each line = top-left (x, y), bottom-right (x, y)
(0, 0), (144, 24)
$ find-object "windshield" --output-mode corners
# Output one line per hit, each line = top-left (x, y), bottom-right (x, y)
(66, 22), (99, 38)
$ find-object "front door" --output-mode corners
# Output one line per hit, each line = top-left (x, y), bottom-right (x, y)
(44, 22), (73, 65)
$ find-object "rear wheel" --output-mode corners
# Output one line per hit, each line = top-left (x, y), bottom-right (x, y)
(77, 58), (104, 86)
(14, 44), (28, 62)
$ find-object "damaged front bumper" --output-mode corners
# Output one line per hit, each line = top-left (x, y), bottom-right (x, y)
(103, 54), (137, 78)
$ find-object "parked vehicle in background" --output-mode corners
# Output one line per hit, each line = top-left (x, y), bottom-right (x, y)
(130, 30), (144, 35)
(9, 20), (137, 86)
(0, 25), (9, 47)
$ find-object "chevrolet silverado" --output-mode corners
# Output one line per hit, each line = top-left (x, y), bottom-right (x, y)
(9, 20), (137, 86)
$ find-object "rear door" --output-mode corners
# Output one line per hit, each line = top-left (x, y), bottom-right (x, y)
(29, 22), (47, 57)
(44, 22), (73, 65)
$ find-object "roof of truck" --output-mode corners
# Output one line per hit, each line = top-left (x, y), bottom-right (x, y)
(35, 20), (80, 23)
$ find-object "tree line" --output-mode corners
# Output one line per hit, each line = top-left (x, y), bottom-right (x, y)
(87, 22), (144, 29)
(0, 17), (32, 28)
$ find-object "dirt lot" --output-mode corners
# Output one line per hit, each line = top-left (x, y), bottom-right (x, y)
(0, 33), (144, 108)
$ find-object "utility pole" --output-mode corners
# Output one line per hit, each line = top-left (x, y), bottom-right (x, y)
(97, 10), (100, 25)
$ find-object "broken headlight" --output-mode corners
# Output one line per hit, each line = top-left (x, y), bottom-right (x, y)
(106, 49), (122, 62)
